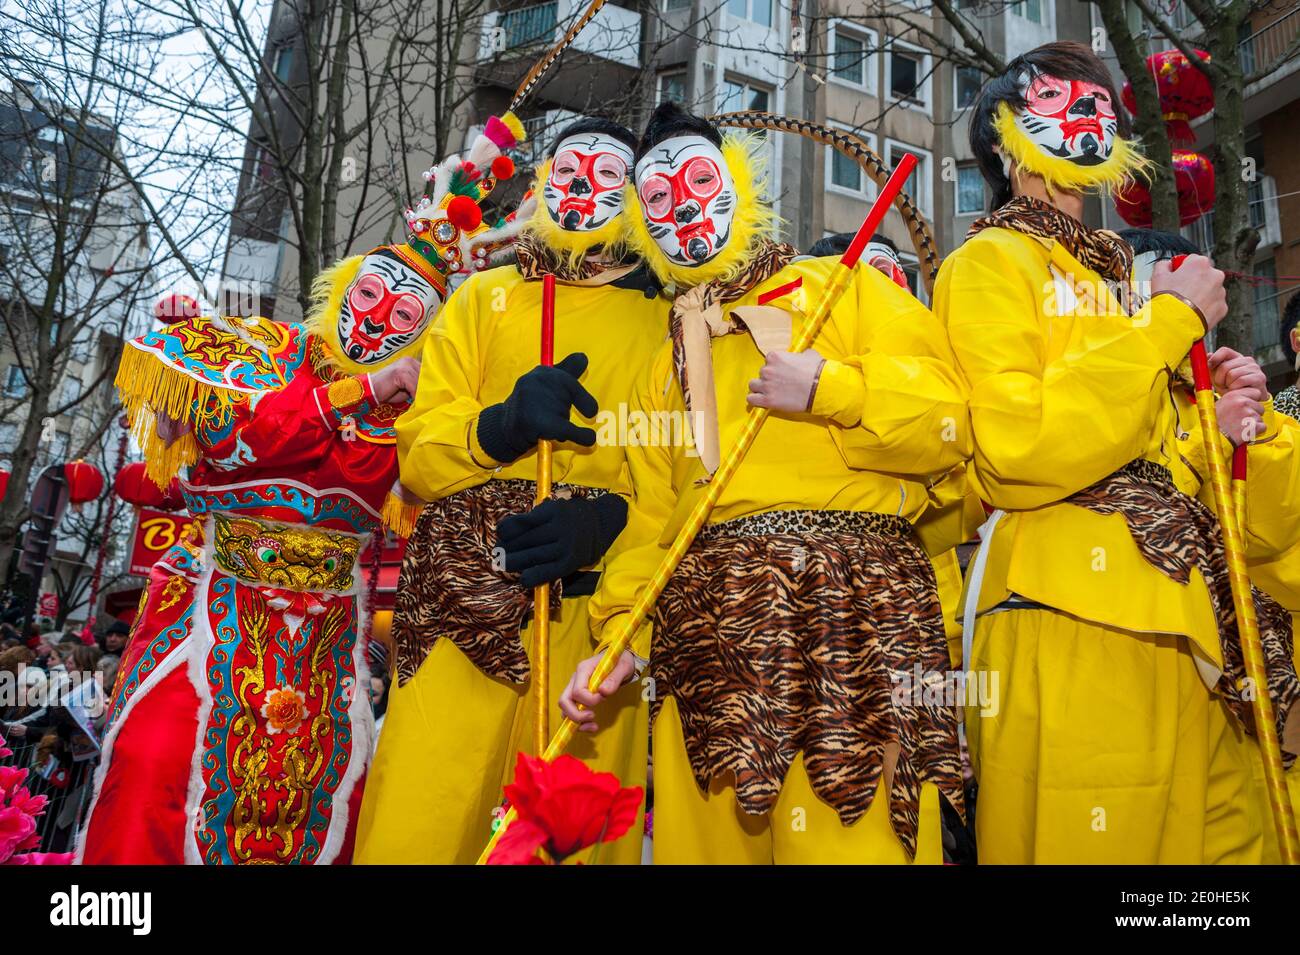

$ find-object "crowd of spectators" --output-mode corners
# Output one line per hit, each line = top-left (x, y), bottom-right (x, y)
(0, 602), (129, 853)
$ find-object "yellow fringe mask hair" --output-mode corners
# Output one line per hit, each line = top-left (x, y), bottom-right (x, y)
(625, 133), (779, 290)
(994, 101), (1151, 199)
(524, 158), (629, 269)
(305, 252), (435, 377)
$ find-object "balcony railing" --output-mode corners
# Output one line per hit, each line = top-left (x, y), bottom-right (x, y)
(1240, 7), (1300, 77)
(500, 2), (558, 51)
(479, 0), (640, 69)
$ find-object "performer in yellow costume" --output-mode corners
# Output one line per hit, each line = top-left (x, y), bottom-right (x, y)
(938, 42), (1300, 864)
(561, 103), (971, 864)
(808, 232), (984, 669)
(354, 118), (666, 864)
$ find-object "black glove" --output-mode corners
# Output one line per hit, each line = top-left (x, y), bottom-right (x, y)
(495, 495), (628, 589)
(476, 353), (599, 464)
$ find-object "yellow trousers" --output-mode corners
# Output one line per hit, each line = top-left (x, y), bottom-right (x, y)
(966, 609), (1265, 864)
(354, 595), (648, 864)
(651, 697), (944, 865)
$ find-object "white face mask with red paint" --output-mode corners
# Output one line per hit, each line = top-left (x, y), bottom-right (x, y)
(336, 252), (442, 366)
(864, 241), (908, 289)
(1013, 71), (1119, 167)
(543, 132), (634, 233)
(634, 135), (737, 268)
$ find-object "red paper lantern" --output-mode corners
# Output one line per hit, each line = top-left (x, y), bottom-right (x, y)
(114, 461), (184, 510)
(64, 459), (105, 505)
(1121, 49), (1214, 145)
(1114, 150), (1216, 228)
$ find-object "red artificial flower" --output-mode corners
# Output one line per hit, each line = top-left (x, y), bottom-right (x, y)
(487, 818), (553, 866)
(487, 753), (643, 865)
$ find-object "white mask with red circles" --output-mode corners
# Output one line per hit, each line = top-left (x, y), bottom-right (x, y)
(635, 135), (736, 267)
(543, 132), (634, 232)
(1013, 71), (1118, 167)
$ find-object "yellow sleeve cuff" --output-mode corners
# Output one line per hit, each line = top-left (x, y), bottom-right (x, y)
(467, 418), (504, 470)
(810, 359), (866, 428)
(1143, 294), (1206, 369)
(1254, 400), (1279, 445)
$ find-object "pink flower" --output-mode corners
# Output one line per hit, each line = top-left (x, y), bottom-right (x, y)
(3, 851), (74, 866)
(8, 788), (47, 817)
(0, 765), (27, 798)
(0, 805), (38, 864)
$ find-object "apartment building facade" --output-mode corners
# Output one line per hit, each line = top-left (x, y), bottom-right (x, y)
(0, 82), (151, 623)
(227, 0), (1298, 357)
(1184, 2), (1300, 385)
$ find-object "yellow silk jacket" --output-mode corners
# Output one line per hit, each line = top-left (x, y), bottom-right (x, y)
(395, 265), (669, 506)
(589, 255), (972, 656)
(936, 227), (1300, 676)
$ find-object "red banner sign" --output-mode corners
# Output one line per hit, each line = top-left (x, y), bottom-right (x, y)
(130, 509), (189, 576)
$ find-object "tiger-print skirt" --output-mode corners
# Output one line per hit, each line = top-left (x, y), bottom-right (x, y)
(392, 479), (605, 686)
(1068, 459), (1299, 761)
(651, 509), (964, 860)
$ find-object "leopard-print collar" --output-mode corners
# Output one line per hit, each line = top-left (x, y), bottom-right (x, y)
(970, 195), (1135, 312)
(513, 232), (619, 282)
(668, 239), (798, 474)
(1275, 384), (1300, 421)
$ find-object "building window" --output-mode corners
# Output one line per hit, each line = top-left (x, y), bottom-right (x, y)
(663, 0), (691, 8)
(955, 66), (982, 110)
(886, 139), (932, 217)
(501, 2), (559, 49)
(273, 46), (293, 82)
(4, 365), (26, 399)
(1253, 259), (1279, 353)
(0, 423), (16, 463)
(899, 251), (925, 303)
(956, 163), (984, 215)
(52, 430), (71, 463)
(1012, 0), (1044, 24)
(657, 72), (687, 105)
(727, 0), (772, 27)
(252, 145), (276, 182)
(825, 126), (877, 199)
(719, 78), (770, 114)
(59, 375), (81, 408)
(828, 22), (875, 91)
(887, 41), (932, 113)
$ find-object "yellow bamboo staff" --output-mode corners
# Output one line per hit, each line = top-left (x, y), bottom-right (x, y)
(477, 155), (920, 864)
(1186, 318), (1299, 863)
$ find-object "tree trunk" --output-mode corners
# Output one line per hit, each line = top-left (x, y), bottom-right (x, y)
(0, 388), (53, 584)
(1093, 0), (1181, 231)
(1208, 21), (1256, 355)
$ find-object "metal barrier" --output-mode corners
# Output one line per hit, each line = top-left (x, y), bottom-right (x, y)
(2, 669), (104, 856)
